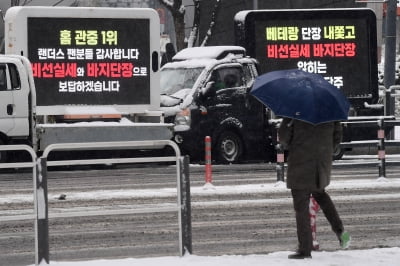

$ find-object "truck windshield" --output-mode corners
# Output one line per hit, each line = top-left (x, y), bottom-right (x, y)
(160, 67), (204, 95)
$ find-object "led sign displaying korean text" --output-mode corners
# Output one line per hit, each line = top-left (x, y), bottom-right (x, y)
(236, 9), (378, 105)
(255, 19), (369, 93)
(28, 18), (150, 106)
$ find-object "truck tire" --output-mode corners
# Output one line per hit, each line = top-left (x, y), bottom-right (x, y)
(332, 146), (344, 160)
(0, 139), (7, 163)
(216, 131), (243, 164)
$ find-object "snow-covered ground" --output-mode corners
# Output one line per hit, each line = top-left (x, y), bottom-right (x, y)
(18, 130), (400, 266)
(3, 177), (400, 206)
(29, 247), (400, 266)
(18, 175), (399, 266)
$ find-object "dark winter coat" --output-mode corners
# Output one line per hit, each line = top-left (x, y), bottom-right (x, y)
(278, 118), (342, 190)
(161, 43), (176, 67)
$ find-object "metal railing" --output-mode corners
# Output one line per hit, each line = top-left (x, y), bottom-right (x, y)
(0, 140), (192, 265)
(339, 117), (400, 178)
(0, 145), (38, 263)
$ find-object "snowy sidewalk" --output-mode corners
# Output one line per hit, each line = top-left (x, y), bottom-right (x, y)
(29, 247), (400, 266)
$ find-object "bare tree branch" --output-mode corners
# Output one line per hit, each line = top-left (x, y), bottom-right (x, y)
(158, 0), (186, 51)
(22, 0), (33, 5)
(187, 0), (200, 48)
(158, 0), (223, 50)
(200, 0), (221, 47)
(53, 0), (67, 6)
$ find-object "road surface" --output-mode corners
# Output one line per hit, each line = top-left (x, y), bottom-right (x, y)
(0, 160), (399, 265)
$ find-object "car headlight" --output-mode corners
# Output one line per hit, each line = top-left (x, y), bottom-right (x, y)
(175, 108), (191, 127)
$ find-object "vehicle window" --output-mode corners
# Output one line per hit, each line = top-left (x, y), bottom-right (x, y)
(0, 64), (21, 91)
(243, 63), (255, 87)
(0, 65), (6, 91)
(210, 67), (244, 91)
(9, 63), (21, 90)
(160, 67), (204, 95)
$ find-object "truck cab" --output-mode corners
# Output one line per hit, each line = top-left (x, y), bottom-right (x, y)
(0, 55), (33, 162)
(160, 46), (275, 163)
(0, 56), (31, 135)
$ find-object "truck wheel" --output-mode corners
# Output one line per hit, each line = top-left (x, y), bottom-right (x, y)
(0, 139), (7, 163)
(216, 131), (243, 164)
(332, 146), (344, 160)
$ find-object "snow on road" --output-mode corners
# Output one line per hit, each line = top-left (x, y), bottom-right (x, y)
(2, 177), (400, 204)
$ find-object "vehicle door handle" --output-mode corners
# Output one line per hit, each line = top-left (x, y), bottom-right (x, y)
(7, 104), (13, 115)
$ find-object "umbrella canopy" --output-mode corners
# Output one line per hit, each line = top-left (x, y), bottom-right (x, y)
(250, 69), (350, 125)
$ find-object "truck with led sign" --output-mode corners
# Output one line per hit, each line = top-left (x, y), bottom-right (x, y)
(234, 8), (383, 159)
(0, 6), (172, 161)
(234, 8), (378, 109)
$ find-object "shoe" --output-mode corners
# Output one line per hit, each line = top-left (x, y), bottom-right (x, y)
(339, 231), (351, 249)
(288, 251), (312, 259)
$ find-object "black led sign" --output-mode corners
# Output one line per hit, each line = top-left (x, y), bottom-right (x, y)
(235, 9), (378, 105)
(28, 17), (150, 106)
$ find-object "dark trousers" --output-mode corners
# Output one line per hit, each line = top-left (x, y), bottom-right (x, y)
(291, 189), (344, 254)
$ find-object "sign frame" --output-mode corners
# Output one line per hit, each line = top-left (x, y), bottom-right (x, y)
(5, 6), (160, 115)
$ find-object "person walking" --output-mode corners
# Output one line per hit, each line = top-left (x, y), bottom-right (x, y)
(161, 42), (176, 67)
(278, 118), (351, 259)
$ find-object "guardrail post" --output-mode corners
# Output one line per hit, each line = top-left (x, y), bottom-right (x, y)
(180, 155), (192, 255)
(377, 119), (386, 178)
(385, 86), (395, 117)
(35, 157), (49, 265)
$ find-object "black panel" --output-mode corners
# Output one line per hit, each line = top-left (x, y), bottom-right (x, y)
(28, 17), (150, 106)
(235, 9), (378, 107)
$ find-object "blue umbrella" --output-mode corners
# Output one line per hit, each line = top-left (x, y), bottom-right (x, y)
(250, 69), (350, 125)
